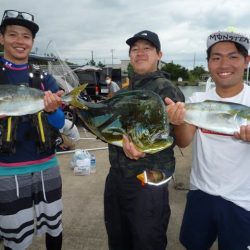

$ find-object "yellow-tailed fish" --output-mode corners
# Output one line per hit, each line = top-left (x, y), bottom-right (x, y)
(0, 84), (87, 116)
(184, 100), (250, 135)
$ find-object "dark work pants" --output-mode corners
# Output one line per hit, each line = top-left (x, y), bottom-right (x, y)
(180, 190), (250, 250)
(104, 170), (170, 250)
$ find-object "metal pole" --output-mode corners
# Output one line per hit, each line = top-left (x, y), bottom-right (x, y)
(193, 53), (196, 69)
(56, 147), (108, 155)
(111, 49), (114, 66)
(78, 137), (97, 140)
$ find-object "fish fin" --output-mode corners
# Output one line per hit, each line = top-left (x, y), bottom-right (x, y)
(110, 140), (123, 148)
(136, 171), (147, 186)
(219, 113), (235, 120)
(62, 84), (88, 107)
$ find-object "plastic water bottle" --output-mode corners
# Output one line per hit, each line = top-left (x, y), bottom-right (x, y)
(72, 149), (91, 175)
(90, 154), (96, 173)
(70, 149), (83, 169)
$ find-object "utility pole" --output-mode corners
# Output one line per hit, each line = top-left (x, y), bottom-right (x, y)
(89, 50), (95, 65)
(111, 49), (114, 67)
(193, 53), (196, 69)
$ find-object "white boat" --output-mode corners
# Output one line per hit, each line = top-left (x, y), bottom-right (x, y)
(205, 77), (215, 91)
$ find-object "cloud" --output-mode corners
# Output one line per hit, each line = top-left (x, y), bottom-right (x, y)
(1, 0), (250, 69)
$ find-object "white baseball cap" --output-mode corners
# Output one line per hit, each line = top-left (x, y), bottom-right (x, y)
(207, 31), (249, 51)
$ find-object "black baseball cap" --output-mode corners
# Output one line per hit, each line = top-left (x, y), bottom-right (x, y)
(126, 30), (161, 50)
(0, 10), (39, 36)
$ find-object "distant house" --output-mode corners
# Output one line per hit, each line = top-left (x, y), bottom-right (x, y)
(200, 73), (210, 82)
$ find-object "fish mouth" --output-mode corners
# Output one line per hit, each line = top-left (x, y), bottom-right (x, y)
(146, 130), (174, 152)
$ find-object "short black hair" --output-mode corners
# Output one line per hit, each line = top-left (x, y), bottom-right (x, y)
(206, 42), (248, 61)
(128, 41), (161, 54)
(0, 24), (36, 38)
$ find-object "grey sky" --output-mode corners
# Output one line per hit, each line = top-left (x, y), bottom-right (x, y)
(1, 0), (250, 69)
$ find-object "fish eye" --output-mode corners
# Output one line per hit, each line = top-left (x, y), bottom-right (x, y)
(139, 93), (151, 100)
(141, 95), (150, 100)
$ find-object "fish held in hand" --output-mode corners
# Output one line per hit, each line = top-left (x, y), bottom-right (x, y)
(0, 84), (87, 116)
(0, 84), (45, 116)
(184, 100), (250, 135)
(73, 90), (173, 154)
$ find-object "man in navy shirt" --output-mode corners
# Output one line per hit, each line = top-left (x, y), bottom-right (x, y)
(0, 10), (64, 250)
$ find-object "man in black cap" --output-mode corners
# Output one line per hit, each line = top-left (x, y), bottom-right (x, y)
(104, 30), (184, 250)
(0, 10), (39, 37)
(0, 10), (64, 250)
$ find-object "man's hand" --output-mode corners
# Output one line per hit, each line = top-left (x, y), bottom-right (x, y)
(165, 97), (186, 125)
(234, 125), (250, 142)
(44, 91), (62, 113)
(122, 135), (145, 160)
(55, 90), (64, 97)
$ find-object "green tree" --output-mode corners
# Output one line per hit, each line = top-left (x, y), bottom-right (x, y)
(87, 59), (96, 66)
(190, 66), (207, 80)
(97, 61), (105, 68)
(0, 44), (3, 52)
(161, 62), (189, 81)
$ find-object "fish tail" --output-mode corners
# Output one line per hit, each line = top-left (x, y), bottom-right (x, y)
(62, 83), (88, 108)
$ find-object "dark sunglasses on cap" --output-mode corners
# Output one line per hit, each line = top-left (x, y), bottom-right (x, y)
(2, 10), (34, 22)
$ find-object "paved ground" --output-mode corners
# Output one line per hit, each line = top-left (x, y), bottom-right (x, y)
(0, 127), (217, 250)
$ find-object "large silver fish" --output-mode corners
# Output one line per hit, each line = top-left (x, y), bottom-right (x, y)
(0, 84), (87, 116)
(68, 89), (173, 154)
(184, 100), (250, 135)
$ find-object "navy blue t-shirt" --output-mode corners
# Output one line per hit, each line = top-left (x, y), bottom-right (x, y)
(0, 57), (65, 163)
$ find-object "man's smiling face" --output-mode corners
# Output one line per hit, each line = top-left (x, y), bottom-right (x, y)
(208, 41), (249, 89)
(0, 25), (33, 64)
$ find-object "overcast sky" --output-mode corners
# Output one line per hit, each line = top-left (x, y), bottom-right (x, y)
(1, 0), (250, 69)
